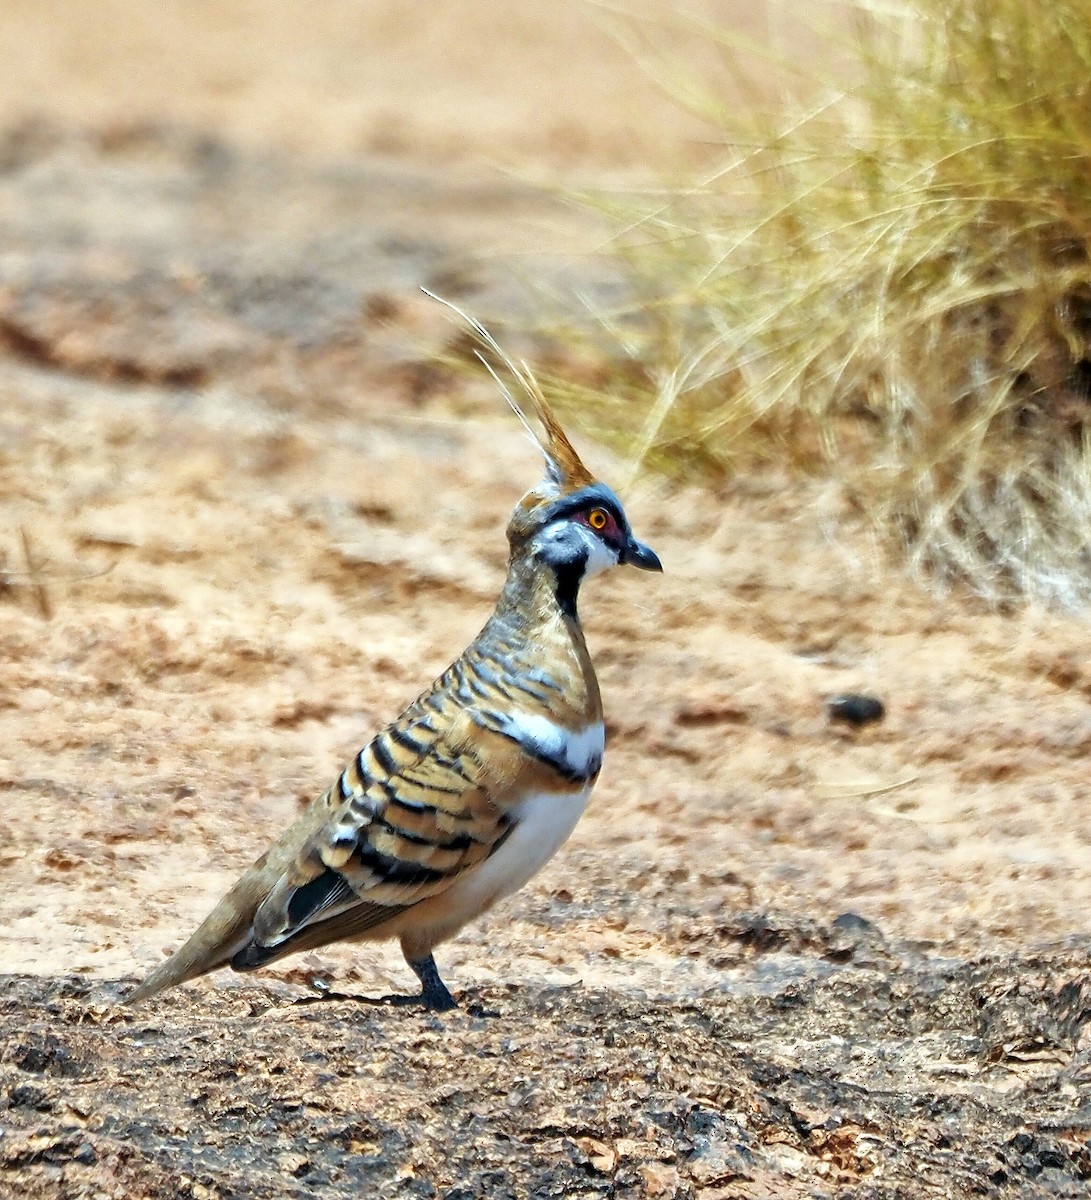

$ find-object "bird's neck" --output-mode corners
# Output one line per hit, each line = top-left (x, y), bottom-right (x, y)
(472, 549), (600, 724)
(493, 549), (585, 634)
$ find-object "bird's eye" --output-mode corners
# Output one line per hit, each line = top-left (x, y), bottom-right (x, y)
(588, 508), (609, 530)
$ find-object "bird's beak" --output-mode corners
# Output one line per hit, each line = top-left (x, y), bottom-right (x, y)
(621, 537), (663, 572)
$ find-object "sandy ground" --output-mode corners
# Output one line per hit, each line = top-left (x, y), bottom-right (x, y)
(1, 4), (1091, 1198)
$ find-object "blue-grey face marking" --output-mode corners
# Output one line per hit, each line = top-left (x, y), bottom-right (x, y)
(543, 483), (631, 542)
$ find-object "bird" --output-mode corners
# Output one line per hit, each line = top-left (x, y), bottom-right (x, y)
(125, 324), (662, 1012)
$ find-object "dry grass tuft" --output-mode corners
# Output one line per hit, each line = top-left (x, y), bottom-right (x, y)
(554, 0), (1091, 607)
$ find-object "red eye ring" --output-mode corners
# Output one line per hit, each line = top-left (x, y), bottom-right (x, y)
(588, 508), (609, 531)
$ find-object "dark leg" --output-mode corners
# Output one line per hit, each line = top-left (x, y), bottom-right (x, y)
(407, 953), (458, 1012)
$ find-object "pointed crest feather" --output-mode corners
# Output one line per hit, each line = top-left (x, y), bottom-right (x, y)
(423, 289), (595, 491)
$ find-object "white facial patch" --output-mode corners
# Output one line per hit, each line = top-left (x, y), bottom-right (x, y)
(579, 526), (621, 577)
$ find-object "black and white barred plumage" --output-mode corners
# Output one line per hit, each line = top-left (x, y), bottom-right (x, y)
(127, 352), (661, 1012)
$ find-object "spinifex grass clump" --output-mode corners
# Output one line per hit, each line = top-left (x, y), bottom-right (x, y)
(570, 0), (1091, 606)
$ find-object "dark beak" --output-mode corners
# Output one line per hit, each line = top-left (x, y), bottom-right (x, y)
(621, 537), (663, 572)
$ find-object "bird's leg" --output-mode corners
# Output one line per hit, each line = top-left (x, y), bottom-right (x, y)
(407, 953), (458, 1012)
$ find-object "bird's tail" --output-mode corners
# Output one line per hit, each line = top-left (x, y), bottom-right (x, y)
(123, 864), (268, 1005)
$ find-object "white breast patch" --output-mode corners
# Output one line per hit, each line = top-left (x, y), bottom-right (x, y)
(500, 711), (605, 779)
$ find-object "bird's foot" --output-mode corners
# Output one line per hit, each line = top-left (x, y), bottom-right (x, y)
(407, 953), (459, 1012)
(288, 955), (459, 1012)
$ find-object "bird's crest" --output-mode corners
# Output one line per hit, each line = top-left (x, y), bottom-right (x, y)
(423, 290), (595, 493)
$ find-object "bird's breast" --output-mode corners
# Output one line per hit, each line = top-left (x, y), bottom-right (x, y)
(390, 782), (595, 954)
(449, 784), (593, 914)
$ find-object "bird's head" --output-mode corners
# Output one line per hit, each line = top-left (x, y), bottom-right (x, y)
(423, 291), (662, 608)
(505, 407), (662, 585)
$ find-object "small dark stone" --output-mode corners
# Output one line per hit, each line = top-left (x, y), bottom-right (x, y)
(831, 912), (880, 935)
(6, 1082), (52, 1111)
(826, 912), (886, 962)
(685, 1107), (722, 1137)
(6, 1035), (86, 1078)
(1038, 1148), (1067, 1170)
(827, 693), (886, 727)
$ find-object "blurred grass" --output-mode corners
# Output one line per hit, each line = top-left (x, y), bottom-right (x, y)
(551, 0), (1091, 607)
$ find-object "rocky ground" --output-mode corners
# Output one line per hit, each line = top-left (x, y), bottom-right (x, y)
(2, 5), (1091, 1198)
